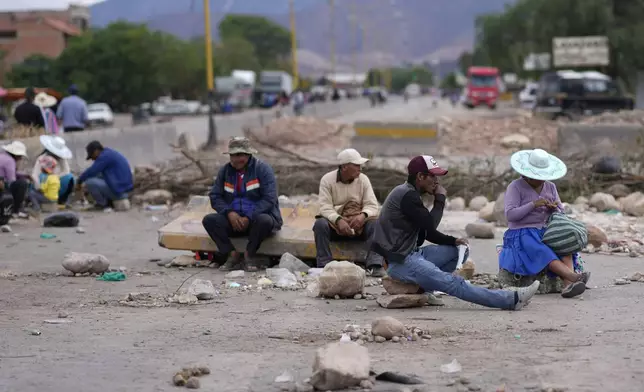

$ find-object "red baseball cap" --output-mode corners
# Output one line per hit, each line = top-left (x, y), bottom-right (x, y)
(407, 155), (448, 176)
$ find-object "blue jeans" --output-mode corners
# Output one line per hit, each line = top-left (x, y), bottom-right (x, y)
(84, 177), (126, 207)
(387, 244), (517, 310)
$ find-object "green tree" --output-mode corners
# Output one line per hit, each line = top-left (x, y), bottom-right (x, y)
(214, 36), (262, 75)
(218, 15), (291, 68)
(440, 72), (459, 89)
(7, 54), (59, 88)
(457, 51), (474, 73)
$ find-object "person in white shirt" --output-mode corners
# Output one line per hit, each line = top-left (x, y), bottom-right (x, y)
(313, 148), (385, 276)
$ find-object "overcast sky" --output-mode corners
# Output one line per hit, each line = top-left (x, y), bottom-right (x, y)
(0, 0), (102, 11)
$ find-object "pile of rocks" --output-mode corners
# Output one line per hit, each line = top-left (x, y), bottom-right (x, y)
(437, 114), (557, 156)
(340, 316), (432, 344)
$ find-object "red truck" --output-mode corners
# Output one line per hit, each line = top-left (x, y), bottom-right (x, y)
(463, 66), (500, 110)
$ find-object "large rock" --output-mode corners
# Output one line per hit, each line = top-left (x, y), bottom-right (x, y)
(468, 196), (489, 211)
(371, 316), (405, 339)
(187, 279), (216, 300)
(310, 342), (370, 391)
(606, 184), (631, 198)
(62, 252), (110, 274)
(574, 196), (589, 205)
(278, 252), (310, 274)
(318, 261), (365, 298)
(447, 197), (465, 211)
(586, 224), (608, 247)
(478, 202), (496, 222)
(621, 192), (644, 217)
(266, 268), (299, 288)
(589, 192), (620, 211)
(376, 294), (428, 309)
(465, 222), (495, 239)
(139, 189), (173, 205)
(493, 193), (507, 226)
(381, 276), (420, 295)
(501, 133), (531, 149)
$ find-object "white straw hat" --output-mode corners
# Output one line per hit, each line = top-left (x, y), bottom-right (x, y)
(337, 148), (368, 165)
(510, 149), (567, 181)
(2, 141), (28, 157)
(34, 92), (58, 108)
(39, 135), (73, 159)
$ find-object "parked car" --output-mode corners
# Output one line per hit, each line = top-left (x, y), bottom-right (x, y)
(518, 82), (539, 110)
(87, 103), (114, 126)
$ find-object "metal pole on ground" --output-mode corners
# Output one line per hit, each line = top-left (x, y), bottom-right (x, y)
(203, 0), (218, 148)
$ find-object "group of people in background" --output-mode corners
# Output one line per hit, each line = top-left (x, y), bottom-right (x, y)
(0, 134), (133, 224)
(12, 85), (89, 134)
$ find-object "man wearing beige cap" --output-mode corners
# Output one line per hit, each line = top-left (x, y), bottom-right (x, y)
(313, 148), (385, 276)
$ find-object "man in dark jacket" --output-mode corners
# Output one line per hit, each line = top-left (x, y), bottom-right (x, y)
(14, 87), (45, 128)
(371, 155), (540, 311)
(202, 137), (282, 272)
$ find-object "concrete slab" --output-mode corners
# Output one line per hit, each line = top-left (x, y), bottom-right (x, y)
(557, 123), (644, 157)
(158, 196), (368, 261)
(353, 121), (438, 138)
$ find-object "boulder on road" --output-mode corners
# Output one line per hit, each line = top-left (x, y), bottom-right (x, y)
(585, 224), (608, 247)
(589, 192), (620, 211)
(318, 261), (365, 298)
(447, 197), (466, 211)
(139, 189), (173, 205)
(606, 184), (631, 198)
(621, 192), (644, 217)
(371, 316), (405, 339)
(376, 294), (428, 309)
(574, 196), (589, 205)
(310, 342), (370, 391)
(465, 222), (495, 239)
(381, 276), (420, 295)
(278, 252), (310, 274)
(187, 278), (216, 300)
(266, 268), (299, 288)
(468, 196), (489, 211)
(62, 252), (110, 274)
(501, 133), (531, 149)
(478, 202), (496, 222)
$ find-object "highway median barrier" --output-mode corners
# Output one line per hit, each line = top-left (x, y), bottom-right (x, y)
(351, 120), (440, 157)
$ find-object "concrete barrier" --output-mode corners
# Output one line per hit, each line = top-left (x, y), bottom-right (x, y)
(17, 124), (178, 171)
(351, 120), (440, 157)
(557, 123), (644, 158)
(158, 195), (367, 262)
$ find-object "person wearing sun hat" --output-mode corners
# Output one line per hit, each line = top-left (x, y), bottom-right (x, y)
(500, 148), (590, 299)
(371, 155), (540, 311)
(32, 135), (75, 206)
(0, 141), (30, 219)
(34, 92), (60, 135)
(27, 155), (60, 213)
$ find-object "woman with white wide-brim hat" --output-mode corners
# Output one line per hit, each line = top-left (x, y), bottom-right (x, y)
(31, 135), (75, 205)
(498, 148), (590, 299)
(34, 92), (60, 135)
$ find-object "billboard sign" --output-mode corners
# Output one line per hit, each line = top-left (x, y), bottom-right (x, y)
(552, 36), (609, 67)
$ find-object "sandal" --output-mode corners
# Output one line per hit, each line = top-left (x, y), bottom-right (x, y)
(219, 252), (242, 271)
(561, 281), (586, 298)
(243, 253), (260, 272)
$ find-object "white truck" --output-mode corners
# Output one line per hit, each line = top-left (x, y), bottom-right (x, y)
(258, 71), (293, 96)
(232, 70), (256, 89)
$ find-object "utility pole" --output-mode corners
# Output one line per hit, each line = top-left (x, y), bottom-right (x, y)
(289, 0), (299, 89)
(203, 0), (218, 148)
(351, 0), (357, 85)
(329, 0), (336, 87)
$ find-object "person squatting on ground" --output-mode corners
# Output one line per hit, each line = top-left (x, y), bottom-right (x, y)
(313, 148), (386, 277)
(77, 141), (133, 210)
(28, 156), (60, 213)
(499, 148), (590, 298)
(202, 137), (282, 272)
(371, 155), (540, 311)
(0, 141), (30, 221)
(31, 135), (75, 206)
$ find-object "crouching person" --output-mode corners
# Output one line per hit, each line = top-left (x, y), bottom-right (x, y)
(202, 137), (282, 272)
(313, 148), (385, 276)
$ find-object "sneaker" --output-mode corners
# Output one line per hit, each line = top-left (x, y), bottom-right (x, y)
(367, 266), (386, 278)
(113, 199), (131, 212)
(581, 271), (591, 285)
(514, 281), (540, 310)
(426, 293), (445, 306)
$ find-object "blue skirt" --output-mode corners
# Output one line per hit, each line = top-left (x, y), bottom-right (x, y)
(499, 227), (560, 276)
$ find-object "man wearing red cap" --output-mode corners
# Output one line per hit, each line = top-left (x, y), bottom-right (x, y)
(371, 155), (540, 310)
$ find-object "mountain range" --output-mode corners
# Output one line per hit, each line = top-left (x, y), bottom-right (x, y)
(89, 0), (515, 74)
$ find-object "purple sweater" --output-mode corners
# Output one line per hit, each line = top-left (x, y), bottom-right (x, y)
(504, 178), (563, 230)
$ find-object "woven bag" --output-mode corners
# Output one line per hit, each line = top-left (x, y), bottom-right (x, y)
(542, 212), (588, 256)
